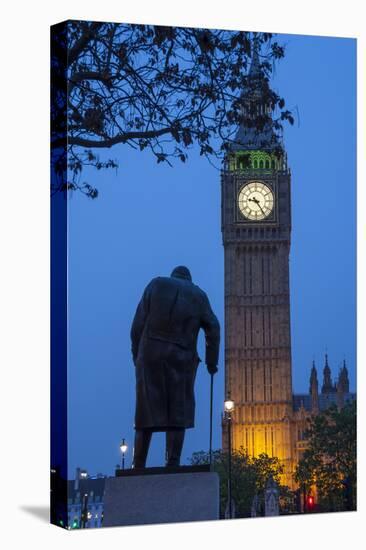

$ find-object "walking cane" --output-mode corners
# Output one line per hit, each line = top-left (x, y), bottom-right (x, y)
(209, 373), (214, 467)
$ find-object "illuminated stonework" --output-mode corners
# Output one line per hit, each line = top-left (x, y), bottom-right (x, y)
(221, 42), (355, 494)
(221, 153), (355, 490)
(221, 149), (295, 488)
(227, 150), (283, 172)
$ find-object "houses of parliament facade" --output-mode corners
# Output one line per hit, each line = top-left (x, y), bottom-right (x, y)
(221, 43), (355, 488)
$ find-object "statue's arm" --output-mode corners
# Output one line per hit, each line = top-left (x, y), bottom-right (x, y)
(200, 294), (220, 368)
(130, 281), (153, 364)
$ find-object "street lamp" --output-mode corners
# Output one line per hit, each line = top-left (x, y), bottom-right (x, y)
(120, 438), (128, 470)
(81, 493), (89, 529)
(224, 398), (235, 414)
(224, 395), (235, 519)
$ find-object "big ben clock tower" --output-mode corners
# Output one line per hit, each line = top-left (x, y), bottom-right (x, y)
(221, 44), (294, 485)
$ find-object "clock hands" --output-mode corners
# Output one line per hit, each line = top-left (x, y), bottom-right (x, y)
(249, 196), (265, 215)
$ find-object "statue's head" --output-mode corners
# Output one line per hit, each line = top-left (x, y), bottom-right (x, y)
(171, 265), (192, 282)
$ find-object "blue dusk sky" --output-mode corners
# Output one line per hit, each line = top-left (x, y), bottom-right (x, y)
(67, 31), (356, 478)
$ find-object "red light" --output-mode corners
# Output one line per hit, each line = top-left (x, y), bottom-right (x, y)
(308, 496), (314, 506)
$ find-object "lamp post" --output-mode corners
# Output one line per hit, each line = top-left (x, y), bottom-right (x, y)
(81, 492), (88, 528)
(224, 395), (235, 519)
(120, 438), (128, 470)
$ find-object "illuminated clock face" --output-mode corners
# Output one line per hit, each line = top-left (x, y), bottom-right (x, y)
(238, 181), (274, 221)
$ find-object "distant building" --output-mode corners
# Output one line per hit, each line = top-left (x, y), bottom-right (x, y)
(292, 356), (356, 465)
(67, 468), (107, 529)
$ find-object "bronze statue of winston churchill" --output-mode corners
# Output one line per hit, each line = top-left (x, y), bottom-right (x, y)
(130, 265), (220, 468)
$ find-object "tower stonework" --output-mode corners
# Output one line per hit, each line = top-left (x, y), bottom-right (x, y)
(221, 45), (295, 486)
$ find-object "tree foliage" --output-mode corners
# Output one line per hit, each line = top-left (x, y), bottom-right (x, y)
(294, 401), (357, 512)
(190, 447), (290, 518)
(51, 21), (292, 198)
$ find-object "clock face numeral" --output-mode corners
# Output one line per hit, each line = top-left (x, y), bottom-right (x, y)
(238, 181), (274, 221)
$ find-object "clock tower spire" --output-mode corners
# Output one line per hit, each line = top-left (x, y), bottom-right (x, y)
(221, 38), (294, 486)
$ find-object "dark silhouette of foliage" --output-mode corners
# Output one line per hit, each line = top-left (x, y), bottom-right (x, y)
(189, 447), (291, 518)
(294, 401), (357, 512)
(51, 21), (292, 198)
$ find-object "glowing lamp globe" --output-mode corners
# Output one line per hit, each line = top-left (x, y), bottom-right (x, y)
(224, 398), (235, 413)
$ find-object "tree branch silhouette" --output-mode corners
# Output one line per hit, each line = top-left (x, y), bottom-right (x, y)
(51, 21), (292, 198)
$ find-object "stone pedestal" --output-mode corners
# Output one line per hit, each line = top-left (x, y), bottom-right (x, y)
(103, 465), (220, 527)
